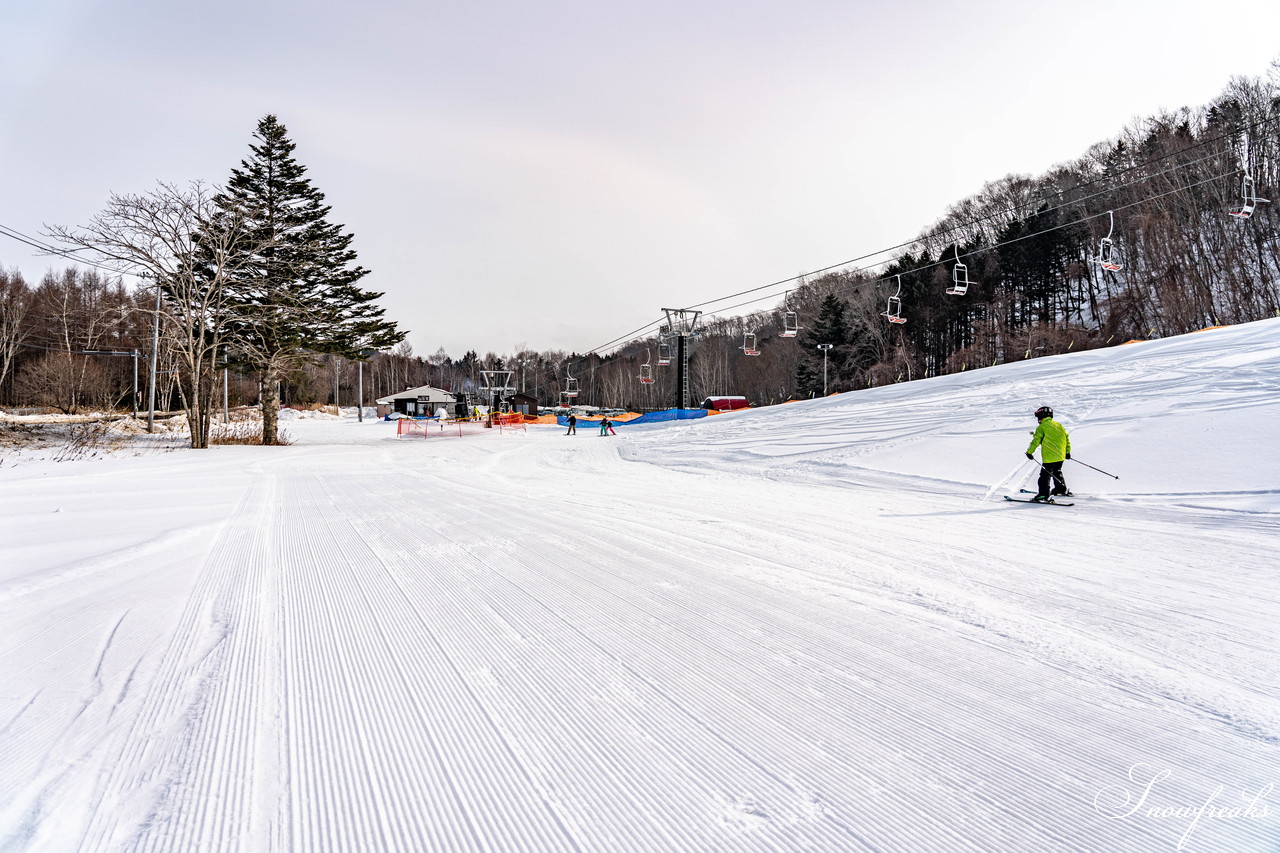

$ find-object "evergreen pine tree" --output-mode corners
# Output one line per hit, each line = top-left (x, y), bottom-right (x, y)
(795, 293), (857, 394)
(802, 293), (851, 350)
(212, 115), (403, 444)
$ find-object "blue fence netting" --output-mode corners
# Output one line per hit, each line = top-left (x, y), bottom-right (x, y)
(557, 409), (708, 427)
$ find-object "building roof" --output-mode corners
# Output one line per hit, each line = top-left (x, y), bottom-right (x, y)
(374, 385), (457, 405)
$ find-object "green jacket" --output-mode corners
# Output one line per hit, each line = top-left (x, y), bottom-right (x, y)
(1028, 418), (1071, 463)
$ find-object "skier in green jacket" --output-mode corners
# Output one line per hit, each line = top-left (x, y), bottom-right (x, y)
(1026, 405), (1072, 501)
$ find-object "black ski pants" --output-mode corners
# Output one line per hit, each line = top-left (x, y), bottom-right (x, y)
(1037, 461), (1068, 496)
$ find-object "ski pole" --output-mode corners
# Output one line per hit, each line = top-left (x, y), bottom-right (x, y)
(1069, 458), (1118, 479)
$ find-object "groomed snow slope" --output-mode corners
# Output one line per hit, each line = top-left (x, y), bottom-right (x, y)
(2, 319), (1278, 852)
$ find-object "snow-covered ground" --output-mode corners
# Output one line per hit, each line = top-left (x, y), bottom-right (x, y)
(2, 320), (1278, 853)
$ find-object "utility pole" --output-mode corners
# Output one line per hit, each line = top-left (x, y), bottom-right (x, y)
(333, 357), (341, 416)
(356, 349), (377, 422)
(142, 273), (161, 433)
(818, 343), (833, 397)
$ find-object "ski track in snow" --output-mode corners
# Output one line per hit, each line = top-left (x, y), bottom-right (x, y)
(2, 319), (1279, 851)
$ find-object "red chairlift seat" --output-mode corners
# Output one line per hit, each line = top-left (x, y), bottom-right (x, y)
(882, 275), (908, 322)
(883, 298), (907, 324)
(1095, 238), (1123, 271)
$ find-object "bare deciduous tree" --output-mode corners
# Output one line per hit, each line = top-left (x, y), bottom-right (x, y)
(0, 268), (33, 401)
(48, 182), (262, 448)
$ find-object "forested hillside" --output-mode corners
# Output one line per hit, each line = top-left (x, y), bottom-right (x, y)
(585, 68), (1280, 408)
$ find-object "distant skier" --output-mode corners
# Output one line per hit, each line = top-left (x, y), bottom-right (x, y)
(1025, 405), (1072, 501)
(599, 417), (615, 436)
(565, 414), (576, 435)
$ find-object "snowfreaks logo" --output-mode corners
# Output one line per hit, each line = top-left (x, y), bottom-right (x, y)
(1093, 763), (1273, 850)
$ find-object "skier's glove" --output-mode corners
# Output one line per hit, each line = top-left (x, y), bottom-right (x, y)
(1025, 452), (1034, 460)
(1066, 453), (1071, 459)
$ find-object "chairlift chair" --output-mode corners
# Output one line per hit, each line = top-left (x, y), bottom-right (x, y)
(742, 332), (760, 356)
(1229, 174), (1270, 220)
(563, 364), (579, 398)
(1095, 238), (1123, 271)
(1092, 211), (1124, 272)
(656, 340), (672, 366)
(946, 247), (970, 296)
(779, 291), (799, 337)
(639, 349), (655, 384)
(882, 275), (907, 324)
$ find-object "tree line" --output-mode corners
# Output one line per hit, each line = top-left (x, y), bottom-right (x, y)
(4, 68), (1279, 425)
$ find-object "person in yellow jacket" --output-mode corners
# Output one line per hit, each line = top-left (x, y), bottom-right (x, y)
(1026, 405), (1072, 501)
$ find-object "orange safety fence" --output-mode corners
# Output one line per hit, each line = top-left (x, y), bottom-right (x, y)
(493, 412), (527, 433)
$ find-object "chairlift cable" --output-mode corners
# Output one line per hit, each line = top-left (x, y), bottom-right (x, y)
(682, 120), (1278, 314)
(516, 161), (1246, 386)
(693, 169), (1238, 323)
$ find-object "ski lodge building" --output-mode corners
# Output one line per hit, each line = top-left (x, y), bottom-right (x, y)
(375, 385), (460, 418)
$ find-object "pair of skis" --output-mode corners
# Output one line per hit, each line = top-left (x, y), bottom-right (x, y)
(1004, 489), (1074, 507)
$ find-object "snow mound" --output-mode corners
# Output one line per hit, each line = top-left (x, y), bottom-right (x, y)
(106, 418), (149, 435)
(277, 408), (341, 421)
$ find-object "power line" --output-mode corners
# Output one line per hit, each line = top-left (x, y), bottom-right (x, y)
(0, 223), (139, 278)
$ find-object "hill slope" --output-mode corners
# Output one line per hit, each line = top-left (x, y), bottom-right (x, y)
(1, 320), (1278, 852)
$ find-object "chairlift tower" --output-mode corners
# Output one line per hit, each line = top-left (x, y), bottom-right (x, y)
(662, 308), (702, 409)
(480, 369), (515, 414)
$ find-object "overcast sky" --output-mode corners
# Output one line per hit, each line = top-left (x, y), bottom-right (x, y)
(3, 0), (1278, 358)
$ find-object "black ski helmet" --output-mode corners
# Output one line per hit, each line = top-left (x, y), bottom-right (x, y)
(1034, 406), (1053, 420)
